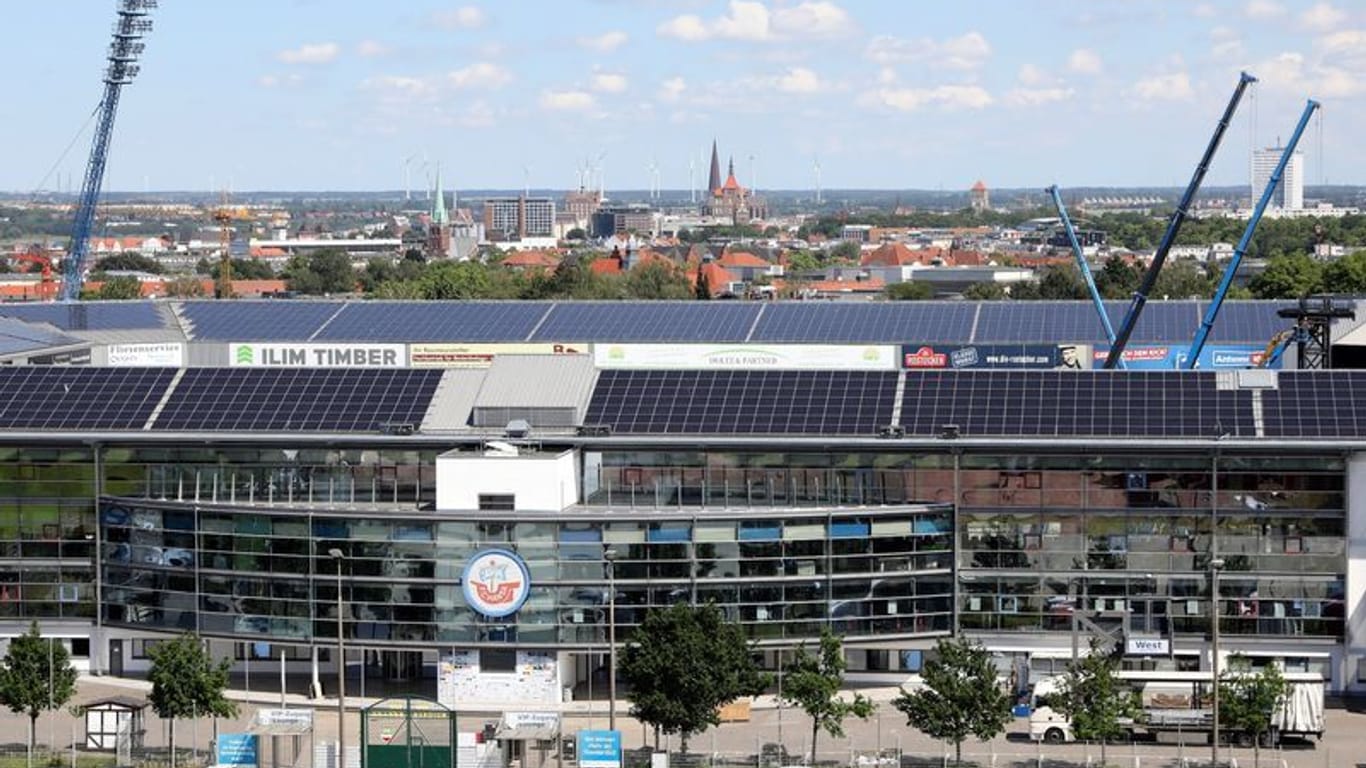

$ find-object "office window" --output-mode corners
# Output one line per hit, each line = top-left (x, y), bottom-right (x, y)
(478, 494), (515, 512)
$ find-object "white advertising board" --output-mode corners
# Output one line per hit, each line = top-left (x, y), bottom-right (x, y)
(1125, 637), (1170, 656)
(410, 342), (585, 369)
(107, 342), (184, 367)
(594, 343), (896, 370)
(229, 343), (407, 368)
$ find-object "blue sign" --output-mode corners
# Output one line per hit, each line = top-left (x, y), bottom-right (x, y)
(1093, 344), (1278, 370)
(462, 549), (532, 618)
(578, 730), (622, 768)
(217, 734), (258, 768)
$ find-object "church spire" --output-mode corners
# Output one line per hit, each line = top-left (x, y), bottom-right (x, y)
(431, 164), (449, 226)
(708, 139), (722, 194)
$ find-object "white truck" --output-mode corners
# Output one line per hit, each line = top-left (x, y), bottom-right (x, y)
(1028, 669), (1324, 746)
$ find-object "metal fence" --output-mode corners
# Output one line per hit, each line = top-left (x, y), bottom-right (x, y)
(618, 749), (1301, 768)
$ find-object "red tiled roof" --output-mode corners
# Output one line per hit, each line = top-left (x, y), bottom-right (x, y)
(250, 247), (288, 258)
(861, 242), (925, 267)
(689, 262), (738, 297)
(718, 251), (769, 268)
(971, 180), (987, 191)
(590, 257), (622, 275)
(502, 250), (561, 268)
(807, 278), (886, 292)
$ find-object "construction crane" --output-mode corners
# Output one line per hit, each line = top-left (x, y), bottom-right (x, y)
(1103, 71), (1256, 368)
(1183, 100), (1321, 368)
(1046, 185), (1122, 365)
(212, 195), (251, 298)
(7, 246), (58, 301)
(60, 0), (157, 302)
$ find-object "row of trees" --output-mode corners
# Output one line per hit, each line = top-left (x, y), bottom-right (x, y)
(0, 623), (234, 767)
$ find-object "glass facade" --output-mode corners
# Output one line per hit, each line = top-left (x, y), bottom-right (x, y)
(0, 447), (96, 619)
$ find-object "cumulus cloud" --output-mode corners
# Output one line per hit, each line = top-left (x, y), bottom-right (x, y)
(277, 42), (340, 65)
(658, 0), (853, 42)
(1067, 48), (1103, 75)
(356, 40), (389, 58)
(1300, 3), (1348, 30)
(592, 72), (629, 93)
(447, 62), (513, 90)
(433, 6), (485, 29)
(1251, 38), (1366, 98)
(1133, 72), (1195, 101)
(659, 76), (686, 102)
(360, 75), (438, 100)
(1192, 3), (1217, 16)
(1005, 87), (1075, 107)
(578, 30), (628, 52)
(540, 89), (596, 111)
(1017, 64), (1048, 87)
(865, 31), (991, 70)
(257, 73), (303, 88)
(867, 84), (994, 112)
(1245, 0), (1286, 19)
(777, 67), (823, 93)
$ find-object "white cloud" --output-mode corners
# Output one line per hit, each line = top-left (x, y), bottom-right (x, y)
(865, 31), (991, 71)
(360, 75), (437, 100)
(433, 6), (485, 29)
(540, 89), (596, 111)
(458, 100), (497, 128)
(1192, 3), (1217, 17)
(1005, 87), (1075, 107)
(1245, 0), (1286, 19)
(1301, 3), (1348, 30)
(592, 72), (629, 93)
(659, 76), (686, 102)
(1017, 64), (1048, 86)
(1251, 42), (1366, 98)
(356, 40), (389, 58)
(446, 62), (513, 90)
(658, 0), (853, 42)
(777, 66), (823, 93)
(578, 30), (628, 52)
(1321, 28), (1366, 52)
(277, 42), (340, 65)
(1067, 48), (1103, 75)
(256, 73), (304, 88)
(868, 84), (994, 112)
(1133, 72), (1194, 101)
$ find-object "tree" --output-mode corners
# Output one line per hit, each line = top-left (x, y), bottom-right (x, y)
(625, 261), (693, 300)
(1053, 640), (1139, 766)
(1322, 250), (1366, 294)
(283, 248), (356, 295)
(165, 276), (206, 298)
(419, 260), (497, 299)
(620, 603), (767, 750)
(962, 282), (1007, 300)
(1151, 259), (1212, 299)
(829, 240), (862, 263)
(1249, 253), (1323, 299)
(147, 634), (238, 768)
(894, 638), (1011, 766)
(886, 281), (934, 300)
(94, 252), (163, 274)
(95, 275), (142, 300)
(1017, 264), (1088, 300)
(565, 227), (587, 241)
(1095, 256), (1141, 300)
(695, 266), (713, 300)
(0, 622), (78, 763)
(1219, 655), (1289, 764)
(781, 628), (875, 765)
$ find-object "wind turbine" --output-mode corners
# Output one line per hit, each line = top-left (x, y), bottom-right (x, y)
(688, 156), (696, 204)
(647, 159), (660, 200)
(814, 156), (822, 206)
(402, 153), (420, 201)
(523, 165), (532, 198)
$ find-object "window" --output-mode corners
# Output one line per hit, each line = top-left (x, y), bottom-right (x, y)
(478, 494), (515, 512)
(131, 639), (166, 659)
(70, 638), (90, 658)
(481, 648), (517, 672)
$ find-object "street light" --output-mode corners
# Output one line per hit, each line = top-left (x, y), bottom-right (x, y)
(604, 548), (618, 732)
(328, 548), (346, 768)
(1209, 557), (1225, 767)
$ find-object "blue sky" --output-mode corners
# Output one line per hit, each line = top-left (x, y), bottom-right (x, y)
(5, 0), (1363, 192)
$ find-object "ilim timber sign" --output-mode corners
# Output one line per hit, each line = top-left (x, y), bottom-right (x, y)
(230, 343), (407, 368)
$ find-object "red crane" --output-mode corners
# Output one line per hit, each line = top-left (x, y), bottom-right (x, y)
(8, 247), (58, 301)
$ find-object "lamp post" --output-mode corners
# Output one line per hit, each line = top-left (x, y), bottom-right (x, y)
(1210, 557), (1225, 767)
(604, 548), (618, 732)
(328, 548), (346, 768)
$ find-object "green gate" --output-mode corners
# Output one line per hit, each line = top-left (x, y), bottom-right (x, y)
(360, 696), (456, 768)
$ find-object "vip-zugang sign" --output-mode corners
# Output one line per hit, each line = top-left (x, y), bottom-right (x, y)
(462, 549), (532, 618)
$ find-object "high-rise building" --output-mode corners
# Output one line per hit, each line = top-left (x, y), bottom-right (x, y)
(1252, 144), (1304, 210)
(483, 196), (556, 241)
(970, 180), (990, 212)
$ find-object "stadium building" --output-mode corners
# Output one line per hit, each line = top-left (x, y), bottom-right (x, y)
(1, 299), (1365, 709)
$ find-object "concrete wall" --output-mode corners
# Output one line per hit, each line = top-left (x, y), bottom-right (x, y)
(436, 449), (578, 512)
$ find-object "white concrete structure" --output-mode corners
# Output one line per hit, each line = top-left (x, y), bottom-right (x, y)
(1252, 144), (1304, 210)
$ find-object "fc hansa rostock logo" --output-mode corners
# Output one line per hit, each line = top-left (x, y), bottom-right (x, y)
(462, 549), (531, 618)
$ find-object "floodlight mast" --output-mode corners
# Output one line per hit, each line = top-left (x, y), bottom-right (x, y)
(1103, 71), (1256, 368)
(61, 0), (157, 302)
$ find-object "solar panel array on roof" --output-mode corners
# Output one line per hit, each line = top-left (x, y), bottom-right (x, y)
(0, 367), (174, 430)
(1261, 372), (1366, 438)
(153, 369), (442, 431)
(0, 302), (167, 331)
(0, 317), (85, 357)
(532, 302), (761, 342)
(899, 371), (1253, 438)
(179, 301), (343, 341)
(585, 370), (898, 434)
(1201, 301), (1296, 344)
(315, 302), (551, 341)
(750, 302), (976, 343)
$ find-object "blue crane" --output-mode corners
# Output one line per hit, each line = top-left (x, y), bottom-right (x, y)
(1102, 72), (1256, 368)
(1183, 100), (1320, 369)
(1046, 185), (1123, 367)
(60, 0), (157, 302)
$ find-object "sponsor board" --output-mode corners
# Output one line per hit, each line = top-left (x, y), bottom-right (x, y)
(578, 730), (623, 768)
(107, 342), (183, 367)
(595, 344), (896, 370)
(462, 549), (531, 618)
(902, 344), (1090, 369)
(229, 343), (406, 368)
(1092, 344), (1275, 370)
(215, 734), (258, 768)
(409, 342), (584, 368)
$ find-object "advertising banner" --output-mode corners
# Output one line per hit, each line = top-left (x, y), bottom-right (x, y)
(229, 343), (406, 368)
(578, 730), (623, 768)
(901, 344), (1090, 369)
(106, 342), (183, 367)
(410, 342), (585, 368)
(215, 734), (258, 768)
(1092, 344), (1276, 370)
(594, 343), (896, 370)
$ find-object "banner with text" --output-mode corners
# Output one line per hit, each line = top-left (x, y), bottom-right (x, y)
(578, 730), (622, 768)
(595, 343), (896, 370)
(410, 342), (585, 369)
(901, 344), (1091, 369)
(1092, 344), (1276, 370)
(215, 734), (258, 768)
(229, 343), (407, 368)
(107, 342), (184, 367)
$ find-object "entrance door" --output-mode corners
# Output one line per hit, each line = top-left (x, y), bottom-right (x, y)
(109, 639), (123, 677)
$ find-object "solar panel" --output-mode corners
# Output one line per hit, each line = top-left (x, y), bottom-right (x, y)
(0, 317), (84, 356)
(899, 371), (1253, 438)
(1201, 300), (1296, 343)
(584, 370), (898, 434)
(973, 302), (1128, 343)
(314, 302), (551, 342)
(1261, 371), (1366, 438)
(0, 367), (174, 430)
(532, 302), (761, 342)
(0, 302), (168, 331)
(179, 301), (344, 341)
(750, 302), (976, 343)
(152, 369), (442, 431)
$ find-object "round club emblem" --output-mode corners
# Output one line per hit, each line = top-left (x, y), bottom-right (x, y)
(462, 549), (531, 618)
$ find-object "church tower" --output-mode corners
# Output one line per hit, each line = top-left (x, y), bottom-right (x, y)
(708, 140), (722, 194)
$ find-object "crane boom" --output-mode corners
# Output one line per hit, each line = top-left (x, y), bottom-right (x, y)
(1103, 71), (1256, 368)
(1183, 100), (1320, 369)
(60, 0), (157, 302)
(1047, 186), (1122, 366)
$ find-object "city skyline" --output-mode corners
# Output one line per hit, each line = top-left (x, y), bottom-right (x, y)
(4, 0), (1363, 193)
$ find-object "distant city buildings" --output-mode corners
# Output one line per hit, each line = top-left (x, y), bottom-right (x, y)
(483, 196), (555, 241)
(1252, 142), (1304, 210)
(701, 140), (767, 223)
(969, 180), (990, 212)
(591, 203), (656, 238)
